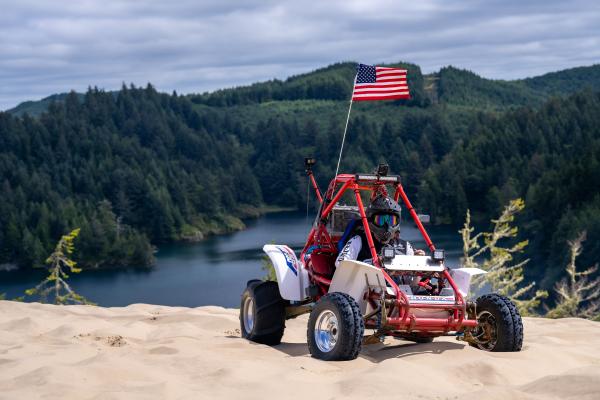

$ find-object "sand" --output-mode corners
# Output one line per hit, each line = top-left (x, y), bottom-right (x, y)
(1, 300), (599, 400)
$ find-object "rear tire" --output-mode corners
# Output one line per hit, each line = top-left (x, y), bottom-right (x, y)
(471, 293), (523, 352)
(240, 280), (286, 345)
(307, 292), (364, 361)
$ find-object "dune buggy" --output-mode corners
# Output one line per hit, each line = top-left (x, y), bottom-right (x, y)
(240, 161), (523, 361)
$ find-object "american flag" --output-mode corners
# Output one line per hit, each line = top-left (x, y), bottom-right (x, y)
(352, 64), (410, 101)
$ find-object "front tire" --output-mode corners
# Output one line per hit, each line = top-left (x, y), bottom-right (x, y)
(471, 293), (523, 352)
(307, 292), (364, 361)
(240, 280), (285, 345)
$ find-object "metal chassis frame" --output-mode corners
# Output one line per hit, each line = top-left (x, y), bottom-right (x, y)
(301, 172), (478, 333)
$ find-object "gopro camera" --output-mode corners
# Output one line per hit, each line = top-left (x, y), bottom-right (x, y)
(376, 163), (389, 177)
(304, 157), (316, 172)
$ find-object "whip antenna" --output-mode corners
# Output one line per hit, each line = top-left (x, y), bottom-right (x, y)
(334, 75), (357, 177)
(305, 174), (310, 230)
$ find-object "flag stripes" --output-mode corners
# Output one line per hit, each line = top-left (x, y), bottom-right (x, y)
(352, 64), (410, 101)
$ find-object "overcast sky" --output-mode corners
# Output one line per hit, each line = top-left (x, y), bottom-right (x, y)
(1, 0), (599, 110)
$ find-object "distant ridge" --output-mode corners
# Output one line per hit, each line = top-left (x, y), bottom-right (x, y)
(6, 63), (600, 116)
(435, 64), (600, 108)
(8, 93), (85, 117)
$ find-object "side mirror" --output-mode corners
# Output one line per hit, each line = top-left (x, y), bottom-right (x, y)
(417, 214), (431, 224)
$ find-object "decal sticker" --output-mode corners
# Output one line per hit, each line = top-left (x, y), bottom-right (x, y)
(408, 295), (455, 304)
(335, 235), (362, 267)
(277, 246), (298, 276)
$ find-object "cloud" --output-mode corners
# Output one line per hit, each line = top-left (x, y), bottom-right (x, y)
(0, 0), (599, 110)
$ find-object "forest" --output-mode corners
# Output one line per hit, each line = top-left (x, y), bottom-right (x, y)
(2, 62), (599, 292)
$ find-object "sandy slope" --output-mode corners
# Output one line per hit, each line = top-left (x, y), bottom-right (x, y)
(0, 301), (599, 400)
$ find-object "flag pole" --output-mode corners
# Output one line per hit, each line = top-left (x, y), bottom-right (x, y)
(334, 76), (357, 178)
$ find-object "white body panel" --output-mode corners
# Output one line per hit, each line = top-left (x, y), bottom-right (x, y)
(329, 260), (386, 312)
(263, 245), (309, 301)
(450, 267), (487, 297)
(327, 261), (487, 320)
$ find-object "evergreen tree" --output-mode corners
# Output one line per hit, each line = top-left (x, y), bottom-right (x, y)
(461, 199), (548, 315)
(25, 229), (93, 305)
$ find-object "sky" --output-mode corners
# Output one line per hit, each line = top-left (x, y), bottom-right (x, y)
(1, 0), (599, 110)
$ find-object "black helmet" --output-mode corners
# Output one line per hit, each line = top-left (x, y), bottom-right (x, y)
(366, 196), (402, 244)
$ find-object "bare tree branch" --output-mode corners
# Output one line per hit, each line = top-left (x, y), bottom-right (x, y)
(546, 232), (600, 319)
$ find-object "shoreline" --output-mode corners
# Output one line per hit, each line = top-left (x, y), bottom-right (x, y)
(178, 205), (298, 242)
(0, 205), (300, 275)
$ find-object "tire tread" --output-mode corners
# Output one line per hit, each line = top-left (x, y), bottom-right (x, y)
(240, 280), (286, 345)
(476, 293), (523, 352)
(498, 295), (524, 351)
(307, 292), (364, 361)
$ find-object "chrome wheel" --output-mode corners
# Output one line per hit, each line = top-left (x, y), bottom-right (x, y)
(314, 310), (339, 353)
(243, 297), (255, 333)
(474, 310), (498, 350)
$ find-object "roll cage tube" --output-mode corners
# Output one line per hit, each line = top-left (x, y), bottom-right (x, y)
(394, 184), (435, 252)
(307, 171), (323, 204)
(304, 157), (323, 204)
(301, 173), (434, 260)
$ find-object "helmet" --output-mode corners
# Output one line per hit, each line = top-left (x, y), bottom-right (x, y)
(366, 196), (402, 244)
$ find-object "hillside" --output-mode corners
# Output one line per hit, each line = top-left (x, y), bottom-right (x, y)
(1, 301), (599, 399)
(8, 93), (86, 117)
(0, 87), (263, 269)
(522, 64), (600, 96)
(0, 62), (599, 290)
(434, 64), (600, 109)
(188, 62), (429, 108)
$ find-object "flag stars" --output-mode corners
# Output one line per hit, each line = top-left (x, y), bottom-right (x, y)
(356, 64), (376, 83)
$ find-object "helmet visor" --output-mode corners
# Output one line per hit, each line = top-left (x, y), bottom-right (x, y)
(373, 213), (399, 228)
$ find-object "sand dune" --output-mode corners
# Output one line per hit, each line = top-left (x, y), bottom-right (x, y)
(1, 300), (599, 400)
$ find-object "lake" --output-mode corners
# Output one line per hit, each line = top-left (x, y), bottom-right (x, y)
(0, 212), (463, 308)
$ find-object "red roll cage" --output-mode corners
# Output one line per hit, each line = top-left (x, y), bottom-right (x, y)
(300, 169), (477, 333)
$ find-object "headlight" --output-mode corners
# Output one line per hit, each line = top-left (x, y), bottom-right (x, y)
(432, 249), (445, 262)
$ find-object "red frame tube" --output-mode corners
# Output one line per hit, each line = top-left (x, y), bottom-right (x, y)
(354, 188), (379, 267)
(395, 183), (435, 252)
(385, 317), (478, 330)
(308, 172), (323, 204)
(321, 179), (354, 219)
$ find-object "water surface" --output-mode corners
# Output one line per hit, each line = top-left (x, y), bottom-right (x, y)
(0, 212), (462, 307)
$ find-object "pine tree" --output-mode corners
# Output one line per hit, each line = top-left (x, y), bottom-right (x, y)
(25, 229), (94, 305)
(461, 199), (547, 315)
(261, 254), (277, 282)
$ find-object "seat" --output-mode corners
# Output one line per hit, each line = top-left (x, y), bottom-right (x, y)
(309, 252), (337, 278)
